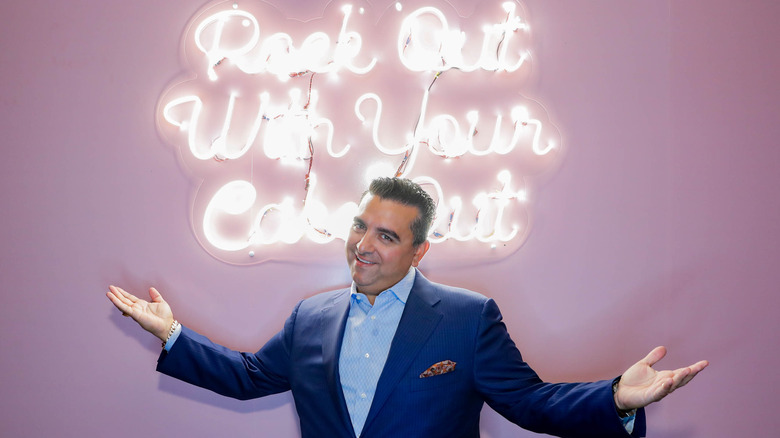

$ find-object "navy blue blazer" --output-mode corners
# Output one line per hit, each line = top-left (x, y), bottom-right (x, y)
(157, 271), (645, 437)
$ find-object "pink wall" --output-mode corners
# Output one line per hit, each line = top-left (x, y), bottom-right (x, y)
(1, 0), (777, 436)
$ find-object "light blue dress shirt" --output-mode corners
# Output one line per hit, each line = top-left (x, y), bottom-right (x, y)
(338, 268), (416, 437)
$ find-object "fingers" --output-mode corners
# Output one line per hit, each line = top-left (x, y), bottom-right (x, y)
(109, 285), (139, 305)
(674, 360), (709, 388)
(106, 293), (131, 316)
(107, 285), (133, 313)
(654, 359), (709, 399)
(107, 285), (148, 317)
(106, 290), (124, 310)
(653, 375), (674, 397)
(670, 367), (692, 391)
(691, 359), (709, 373)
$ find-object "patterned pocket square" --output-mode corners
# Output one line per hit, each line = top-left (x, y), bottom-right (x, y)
(419, 360), (457, 378)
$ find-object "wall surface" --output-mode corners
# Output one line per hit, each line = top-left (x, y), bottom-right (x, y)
(1, 0), (777, 437)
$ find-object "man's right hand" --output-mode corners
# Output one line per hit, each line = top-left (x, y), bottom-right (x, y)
(107, 285), (174, 342)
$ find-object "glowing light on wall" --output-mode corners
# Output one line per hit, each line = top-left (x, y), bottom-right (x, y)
(397, 3), (529, 73)
(156, 0), (562, 265)
(194, 4), (376, 82)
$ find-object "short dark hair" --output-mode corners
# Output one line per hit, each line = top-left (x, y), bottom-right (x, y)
(364, 177), (436, 246)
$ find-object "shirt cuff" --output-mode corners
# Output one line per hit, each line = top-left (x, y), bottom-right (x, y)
(163, 323), (182, 352)
(621, 412), (636, 434)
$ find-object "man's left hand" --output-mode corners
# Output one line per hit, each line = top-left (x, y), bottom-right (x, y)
(614, 346), (708, 411)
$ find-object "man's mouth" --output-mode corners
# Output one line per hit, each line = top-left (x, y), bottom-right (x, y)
(356, 254), (376, 265)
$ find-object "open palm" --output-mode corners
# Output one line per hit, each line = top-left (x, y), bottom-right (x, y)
(615, 346), (709, 411)
(107, 285), (174, 341)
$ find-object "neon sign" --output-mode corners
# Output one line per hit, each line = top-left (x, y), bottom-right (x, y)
(156, 0), (562, 265)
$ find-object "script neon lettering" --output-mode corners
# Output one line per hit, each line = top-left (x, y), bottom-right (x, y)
(202, 171), (525, 250)
(397, 3), (529, 73)
(194, 5), (376, 81)
(355, 90), (554, 162)
(162, 87), (348, 163)
(158, 2), (561, 261)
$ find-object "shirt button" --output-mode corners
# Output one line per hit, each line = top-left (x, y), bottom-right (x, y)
(360, 393), (367, 399)
(364, 353), (370, 358)
(371, 315), (376, 320)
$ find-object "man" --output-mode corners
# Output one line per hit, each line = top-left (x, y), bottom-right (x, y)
(107, 177), (707, 438)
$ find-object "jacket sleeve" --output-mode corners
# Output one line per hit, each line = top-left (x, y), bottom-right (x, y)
(474, 298), (646, 438)
(155, 300), (302, 400)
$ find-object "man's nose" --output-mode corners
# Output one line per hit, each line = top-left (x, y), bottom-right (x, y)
(356, 234), (374, 254)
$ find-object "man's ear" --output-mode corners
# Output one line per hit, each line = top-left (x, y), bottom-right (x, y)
(411, 240), (431, 267)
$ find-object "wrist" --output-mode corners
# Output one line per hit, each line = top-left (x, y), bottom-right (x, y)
(612, 379), (635, 417)
(159, 319), (178, 346)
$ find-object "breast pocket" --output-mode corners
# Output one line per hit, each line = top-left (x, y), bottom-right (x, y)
(409, 367), (460, 392)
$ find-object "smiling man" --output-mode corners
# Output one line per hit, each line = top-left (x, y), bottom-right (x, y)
(107, 177), (707, 438)
(346, 180), (433, 302)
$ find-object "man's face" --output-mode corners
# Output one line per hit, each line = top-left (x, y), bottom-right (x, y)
(346, 194), (430, 299)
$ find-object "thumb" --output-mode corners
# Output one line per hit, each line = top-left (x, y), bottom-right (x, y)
(148, 287), (164, 303)
(641, 346), (667, 367)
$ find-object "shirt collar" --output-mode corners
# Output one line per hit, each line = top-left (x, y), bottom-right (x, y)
(350, 267), (416, 304)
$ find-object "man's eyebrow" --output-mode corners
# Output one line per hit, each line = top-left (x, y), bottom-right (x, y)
(352, 217), (400, 241)
(376, 227), (400, 242)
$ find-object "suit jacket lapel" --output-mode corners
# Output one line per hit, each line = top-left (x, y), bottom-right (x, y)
(319, 289), (354, 436)
(362, 272), (443, 433)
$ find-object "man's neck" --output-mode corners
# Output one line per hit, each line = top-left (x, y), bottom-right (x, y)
(354, 268), (416, 305)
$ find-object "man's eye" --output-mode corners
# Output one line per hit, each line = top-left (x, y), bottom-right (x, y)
(353, 223), (365, 230)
